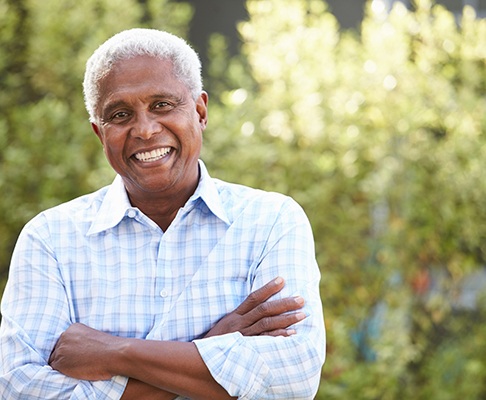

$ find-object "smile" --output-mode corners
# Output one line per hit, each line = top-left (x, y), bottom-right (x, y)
(134, 147), (171, 162)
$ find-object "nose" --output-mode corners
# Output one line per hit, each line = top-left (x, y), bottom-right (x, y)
(131, 112), (161, 140)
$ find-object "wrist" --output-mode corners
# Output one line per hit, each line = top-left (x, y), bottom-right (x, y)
(107, 336), (134, 377)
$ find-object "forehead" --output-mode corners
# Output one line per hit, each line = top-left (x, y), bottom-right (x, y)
(97, 55), (188, 106)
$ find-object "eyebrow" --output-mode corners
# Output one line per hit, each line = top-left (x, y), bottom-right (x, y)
(101, 100), (128, 118)
(148, 92), (184, 103)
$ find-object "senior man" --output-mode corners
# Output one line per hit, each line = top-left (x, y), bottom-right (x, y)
(0, 28), (325, 399)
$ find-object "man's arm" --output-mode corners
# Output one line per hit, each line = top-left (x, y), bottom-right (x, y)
(192, 198), (326, 399)
(121, 379), (177, 400)
(48, 277), (305, 400)
(52, 328), (231, 400)
(0, 216), (134, 399)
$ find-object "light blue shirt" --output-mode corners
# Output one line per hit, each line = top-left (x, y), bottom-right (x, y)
(0, 161), (325, 399)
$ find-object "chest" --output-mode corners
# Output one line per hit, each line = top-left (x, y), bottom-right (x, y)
(57, 217), (261, 341)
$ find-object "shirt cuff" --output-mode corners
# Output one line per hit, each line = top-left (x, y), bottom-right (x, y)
(91, 375), (129, 399)
(193, 332), (274, 399)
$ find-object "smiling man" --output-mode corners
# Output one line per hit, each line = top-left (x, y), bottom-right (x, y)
(0, 29), (325, 399)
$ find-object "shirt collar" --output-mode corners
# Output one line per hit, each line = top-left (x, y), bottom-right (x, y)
(192, 160), (230, 225)
(87, 160), (230, 235)
(87, 174), (133, 235)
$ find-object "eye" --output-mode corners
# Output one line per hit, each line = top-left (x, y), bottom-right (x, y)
(104, 111), (131, 124)
(154, 101), (170, 109)
(112, 111), (130, 119)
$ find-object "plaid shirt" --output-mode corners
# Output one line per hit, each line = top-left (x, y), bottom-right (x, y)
(0, 161), (325, 399)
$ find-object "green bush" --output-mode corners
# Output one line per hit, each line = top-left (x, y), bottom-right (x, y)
(202, 0), (486, 398)
(0, 0), (192, 284)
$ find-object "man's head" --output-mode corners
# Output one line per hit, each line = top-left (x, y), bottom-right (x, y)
(86, 29), (209, 213)
(83, 28), (202, 123)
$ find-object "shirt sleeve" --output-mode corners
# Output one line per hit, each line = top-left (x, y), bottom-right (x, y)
(194, 198), (326, 399)
(0, 215), (128, 399)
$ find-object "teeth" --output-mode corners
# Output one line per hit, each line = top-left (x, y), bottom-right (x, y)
(135, 147), (171, 162)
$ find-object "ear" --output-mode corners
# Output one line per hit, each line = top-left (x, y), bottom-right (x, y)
(91, 122), (104, 145)
(196, 91), (209, 130)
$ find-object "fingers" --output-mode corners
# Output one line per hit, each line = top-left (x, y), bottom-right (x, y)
(242, 313), (306, 336)
(234, 276), (285, 315)
(203, 277), (307, 338)
(240, 298), (307, 336)
(261, 329), (296, 337)
(48, 323), (116, 381)
(244, 294), (305, 325)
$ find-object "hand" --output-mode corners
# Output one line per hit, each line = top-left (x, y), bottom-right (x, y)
(204, 277), (306, 338)
(49, 323), (121, 381)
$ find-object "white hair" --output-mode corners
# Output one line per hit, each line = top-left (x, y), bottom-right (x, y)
(83, 28), (203, 123)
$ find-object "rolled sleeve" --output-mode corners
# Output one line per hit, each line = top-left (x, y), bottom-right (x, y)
(194, 332), (274, 398)
(0, 315), (129, 399)
(194, 327), (324, 399)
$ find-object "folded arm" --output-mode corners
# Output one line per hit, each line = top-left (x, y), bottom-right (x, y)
(192, 198), (326, 399)
(1, 197), (325, 399)
(48, 277), (305, 400)
(0, 218), (129, 399)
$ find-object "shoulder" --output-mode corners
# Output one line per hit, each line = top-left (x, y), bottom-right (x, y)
(214, 178), (288, 206)
(23, 185), (110, 235)
(212, 178), (306, 223)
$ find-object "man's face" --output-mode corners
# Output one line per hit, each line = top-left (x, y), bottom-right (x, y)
(92, 55), (208, 202)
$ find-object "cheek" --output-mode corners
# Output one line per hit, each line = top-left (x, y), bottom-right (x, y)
(102, 139), (125, 166)
(187, 133), (203, 156)
(101, 131), (125, 152)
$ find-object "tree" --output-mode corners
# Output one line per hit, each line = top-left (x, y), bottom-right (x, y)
(202, 0), (486, 398)
(0, 0), (192, 295)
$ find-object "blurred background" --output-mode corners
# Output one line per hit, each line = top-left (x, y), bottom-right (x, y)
(1, 0), (486, 398)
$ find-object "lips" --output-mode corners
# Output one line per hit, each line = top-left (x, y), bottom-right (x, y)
(134, 147), (172, 162)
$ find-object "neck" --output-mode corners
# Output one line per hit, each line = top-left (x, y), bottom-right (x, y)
(127, 178), (199, 232)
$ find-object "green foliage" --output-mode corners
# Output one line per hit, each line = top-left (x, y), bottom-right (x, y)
(0, 0), (192, 283)
(202, 0), (486, 398)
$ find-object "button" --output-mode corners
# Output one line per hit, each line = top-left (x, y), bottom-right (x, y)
(159, 289), (169, 298)
(127, 209), (136, 218)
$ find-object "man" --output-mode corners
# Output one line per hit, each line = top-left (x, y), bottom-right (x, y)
(0, 29), (325, 399)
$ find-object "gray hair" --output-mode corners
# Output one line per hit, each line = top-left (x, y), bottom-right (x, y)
(83, 28), (203, 123)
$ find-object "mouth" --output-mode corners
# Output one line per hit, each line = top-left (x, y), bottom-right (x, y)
(134, 147), (172, 163)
